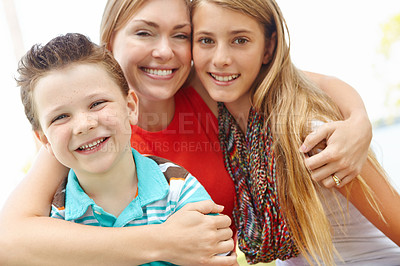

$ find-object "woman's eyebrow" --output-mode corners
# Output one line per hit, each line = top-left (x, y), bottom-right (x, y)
(132, 19), (190, 30)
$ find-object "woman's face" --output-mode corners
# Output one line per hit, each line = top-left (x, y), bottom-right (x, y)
(111, 0), (192, 103)
(192, 2), (269, 110)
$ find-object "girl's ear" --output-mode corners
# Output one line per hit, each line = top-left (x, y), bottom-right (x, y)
(263, 31), (277, 64)
(126, 90), (139, 126)
(34, 131), (54, 156)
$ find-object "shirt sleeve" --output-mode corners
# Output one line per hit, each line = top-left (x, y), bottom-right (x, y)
(175, 174), (212, 211)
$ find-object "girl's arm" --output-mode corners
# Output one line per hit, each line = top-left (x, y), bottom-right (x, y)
(303, 71), (372, 188)
(338, 160), (400, 246)
(0, 148), (236, 265)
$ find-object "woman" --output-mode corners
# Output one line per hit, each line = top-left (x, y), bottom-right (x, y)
(191, 0), (400, 264)
(0, 0), (374, 264)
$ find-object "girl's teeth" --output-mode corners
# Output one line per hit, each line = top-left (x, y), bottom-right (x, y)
(143, 68), (173, 76)
(210, 73), (239, 82)
(79, 138), (105, 151)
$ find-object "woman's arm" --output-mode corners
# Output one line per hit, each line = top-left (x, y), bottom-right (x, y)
(302, 71), (372, 187)
(337, 159), (400, 246)
(0, 148), (236, 265)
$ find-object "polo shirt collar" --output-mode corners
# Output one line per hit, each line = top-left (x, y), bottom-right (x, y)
(64, 148), (169, 222)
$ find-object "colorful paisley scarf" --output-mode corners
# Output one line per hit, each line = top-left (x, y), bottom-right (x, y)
(218, 103), (299, 263)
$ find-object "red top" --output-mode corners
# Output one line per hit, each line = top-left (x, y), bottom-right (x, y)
(131, 86), (236, 233)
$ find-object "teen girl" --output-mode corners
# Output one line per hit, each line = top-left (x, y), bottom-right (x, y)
(191, 0), (400, 265)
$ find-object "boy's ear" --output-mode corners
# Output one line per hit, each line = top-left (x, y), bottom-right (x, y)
(126, 90), (139, 126)
(34, 130), (54, 156)
(263, 31), (277, 64)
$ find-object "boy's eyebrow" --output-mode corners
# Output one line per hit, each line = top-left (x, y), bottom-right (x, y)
(132, 19), (191, 30)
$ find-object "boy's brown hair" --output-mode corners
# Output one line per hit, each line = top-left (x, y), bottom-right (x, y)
(16, 33), (129, 131)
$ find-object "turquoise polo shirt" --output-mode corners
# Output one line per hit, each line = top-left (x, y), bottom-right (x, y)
(51, 148), (211, 265)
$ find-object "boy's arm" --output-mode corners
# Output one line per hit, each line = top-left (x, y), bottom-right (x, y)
(302, 71), (372, 188)
(0, 148), (236, 265)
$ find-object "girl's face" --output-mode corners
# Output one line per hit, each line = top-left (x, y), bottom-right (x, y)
(111, 0), (192, 104)
(192, 2), (270, 111)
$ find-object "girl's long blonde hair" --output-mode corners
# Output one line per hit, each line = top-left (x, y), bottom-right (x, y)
(191, 0), (387, 265)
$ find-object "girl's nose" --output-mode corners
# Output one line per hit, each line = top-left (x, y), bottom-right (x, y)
(212, 44), (232, 68)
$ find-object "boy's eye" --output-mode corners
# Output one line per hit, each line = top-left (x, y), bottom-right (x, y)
(51, 114), (68, 124)
(233, 38), (248, 45)
(90, 100), (106, 109)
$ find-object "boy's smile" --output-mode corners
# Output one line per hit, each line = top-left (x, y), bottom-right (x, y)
(34, 63), (137, 177)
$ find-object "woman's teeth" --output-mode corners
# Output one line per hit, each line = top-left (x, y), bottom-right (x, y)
(143, 68), (173, 76)
(210, 73), (240, 82)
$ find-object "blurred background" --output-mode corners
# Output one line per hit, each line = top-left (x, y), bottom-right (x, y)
(1, 0), (399, 227)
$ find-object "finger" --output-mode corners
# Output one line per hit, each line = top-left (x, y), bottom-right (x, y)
(216, 227), (233, 241)
(213, 238), (235, 257)
(208, 214), (232, 229)
(310, 161), (341, 182)
(304, 146), (337, 171)
(209, 252), (238, 266)
(181, 200), (224, 214)
(334, 174), (355, 187)
(320, 171), (348, 188)
(300, 123), (334, 153)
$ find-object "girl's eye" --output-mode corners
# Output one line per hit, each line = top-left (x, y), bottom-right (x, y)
(91, 100), (106, 109)
(51, 114), (68, 124)
(233, 38), (248, 45)
(198, 37), (214, 45)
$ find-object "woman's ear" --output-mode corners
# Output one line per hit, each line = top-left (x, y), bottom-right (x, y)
(34, 131), (54, 156)
(263, 31), (277, 64)
(126, 90), (139, 126)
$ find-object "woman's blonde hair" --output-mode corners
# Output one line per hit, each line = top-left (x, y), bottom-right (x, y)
(100, 0), (147, 49)
(191, 0), (387, 265)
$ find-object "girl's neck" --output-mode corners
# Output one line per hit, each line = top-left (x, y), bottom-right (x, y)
(137, 97), (175, 132)
(225, 97), (252, 133)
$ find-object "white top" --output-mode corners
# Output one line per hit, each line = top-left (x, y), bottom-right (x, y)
(276, 187), (400, 265)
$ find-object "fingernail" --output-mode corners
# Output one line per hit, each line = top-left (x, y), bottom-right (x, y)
(299, 144), (307, 152)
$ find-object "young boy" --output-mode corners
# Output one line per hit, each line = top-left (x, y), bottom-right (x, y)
(16, 33), (212, 263)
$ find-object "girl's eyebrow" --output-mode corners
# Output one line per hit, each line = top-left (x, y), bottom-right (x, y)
(132, 19), (191, 30)
(193, 29), (253, 36)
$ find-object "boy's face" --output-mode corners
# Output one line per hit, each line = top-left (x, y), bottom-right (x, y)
(34, 63), (138, 175)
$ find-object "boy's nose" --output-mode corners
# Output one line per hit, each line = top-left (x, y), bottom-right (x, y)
(73, 114), (98, 135)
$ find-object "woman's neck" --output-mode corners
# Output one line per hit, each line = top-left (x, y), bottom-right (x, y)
(137, 97), (175, 132)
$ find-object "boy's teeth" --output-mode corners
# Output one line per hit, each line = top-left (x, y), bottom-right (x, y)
(79, 138), (105, 151)
(210, 73), (239, 82)
(143, 68), (173, 76)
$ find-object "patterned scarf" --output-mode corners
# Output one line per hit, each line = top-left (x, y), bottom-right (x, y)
(218, 103), (299, 264)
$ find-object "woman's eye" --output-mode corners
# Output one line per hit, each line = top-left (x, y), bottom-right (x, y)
(199, 37), (214, 45)
(233, 38), (248, 45)
(174, 33), (189, 40)
(136, 31), (151, 37)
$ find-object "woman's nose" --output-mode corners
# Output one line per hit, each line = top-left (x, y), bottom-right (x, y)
(152, 37), (174, 61)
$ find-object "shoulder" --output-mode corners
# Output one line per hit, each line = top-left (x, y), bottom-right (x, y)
(145, 155), (190, 183)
